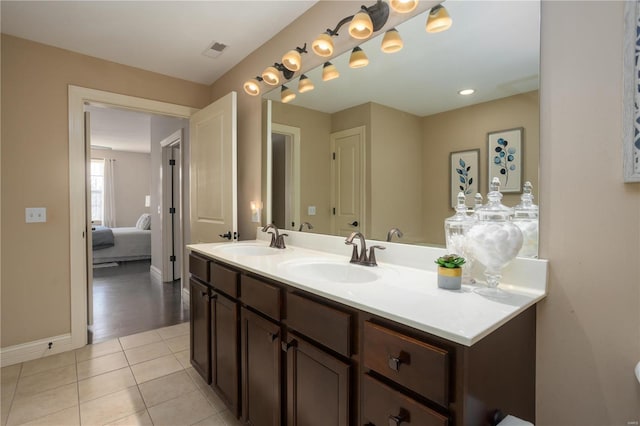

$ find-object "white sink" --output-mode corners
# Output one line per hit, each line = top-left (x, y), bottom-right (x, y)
(216, 243), (280, 256)
(283, 260), (382, 284)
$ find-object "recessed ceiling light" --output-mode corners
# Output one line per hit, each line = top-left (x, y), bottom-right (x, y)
(458, 89), (475, 96)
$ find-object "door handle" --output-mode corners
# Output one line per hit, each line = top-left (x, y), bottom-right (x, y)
(349, 221), (359, 227)
(219, 231), (232, 240)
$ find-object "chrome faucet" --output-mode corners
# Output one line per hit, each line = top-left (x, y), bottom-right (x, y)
(261, 224), (288, 249)
(345, 232), (385, 266)
(298, 222), (314, 232)
(386, 227), (404, 242)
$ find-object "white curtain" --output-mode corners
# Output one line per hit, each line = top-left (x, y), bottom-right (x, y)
(103, 159), (116, 228)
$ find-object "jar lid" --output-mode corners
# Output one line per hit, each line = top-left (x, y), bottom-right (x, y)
(475, 177), (514, 221)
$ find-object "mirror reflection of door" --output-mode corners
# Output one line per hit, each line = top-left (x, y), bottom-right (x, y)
(271, 123), (300, 231)
(331, 126), (365, 237)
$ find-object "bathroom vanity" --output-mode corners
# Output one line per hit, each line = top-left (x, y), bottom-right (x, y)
(187, 231), (547, 426)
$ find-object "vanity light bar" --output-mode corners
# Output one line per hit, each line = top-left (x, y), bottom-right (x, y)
(242, 0), (454, 98)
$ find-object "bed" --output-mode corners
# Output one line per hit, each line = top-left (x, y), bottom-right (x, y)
(92, 220), (151, 264)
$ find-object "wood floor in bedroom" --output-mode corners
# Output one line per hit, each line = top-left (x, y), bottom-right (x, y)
(90, 260), (189, 344)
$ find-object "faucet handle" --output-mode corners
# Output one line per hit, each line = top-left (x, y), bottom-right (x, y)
(367, 245), (386, 266)
(345, 240), (360, 263)
(275, 233), (288, 249)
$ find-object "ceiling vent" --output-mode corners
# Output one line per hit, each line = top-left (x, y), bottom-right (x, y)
(202, 41), (228, 59)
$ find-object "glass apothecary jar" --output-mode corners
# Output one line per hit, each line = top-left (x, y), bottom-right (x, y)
(512, 181), (539, 258)
(444, 192), (475, 284)
(467, 178), (523, 297)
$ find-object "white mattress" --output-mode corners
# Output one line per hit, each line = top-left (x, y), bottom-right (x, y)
(92, 227), (151, 264)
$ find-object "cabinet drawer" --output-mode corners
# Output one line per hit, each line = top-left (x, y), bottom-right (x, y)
(240, 275), (281, 321)
(286, 293), (351, 357)
(362, 374), (448, 426)
(363, 321), (449, 408)
(189, 253), (210, 283)
(210, 263), (239, 298)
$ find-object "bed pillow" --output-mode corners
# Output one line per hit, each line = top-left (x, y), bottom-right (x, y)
(136, 213), (151, 230)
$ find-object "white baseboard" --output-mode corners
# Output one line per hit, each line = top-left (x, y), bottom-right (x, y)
(150, 265), (162, 283)
(1, 334), (73, 367)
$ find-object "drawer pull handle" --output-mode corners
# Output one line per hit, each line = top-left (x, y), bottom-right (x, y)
(388, 409), (409, 426)
(388, 356), (402, 372)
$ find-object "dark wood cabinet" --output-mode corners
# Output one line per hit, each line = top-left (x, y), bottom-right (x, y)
(189, 250), (536, 426)
(241, 307), (282, 426)
(190, 277), (211, 383)
(210, 290), (239, 417)
(284, 333), (350, 426)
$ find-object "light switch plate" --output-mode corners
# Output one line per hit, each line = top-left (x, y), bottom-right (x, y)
(26, 207), (47, 223)
(308, 206), (316, 216)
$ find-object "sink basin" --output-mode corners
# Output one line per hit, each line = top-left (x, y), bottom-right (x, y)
(284, 260), (381, 284)
(217, 243), (280, 256)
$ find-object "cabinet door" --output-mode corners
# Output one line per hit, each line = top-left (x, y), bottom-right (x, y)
(190, 278), (211, 383)
(241, 308), (281, 426)
(211, 291), (239, 417)
(285, 334), (350, 426)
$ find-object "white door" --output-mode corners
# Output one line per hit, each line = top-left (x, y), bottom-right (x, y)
(190, 92), (238, 243)
(331, 126), (365, 237)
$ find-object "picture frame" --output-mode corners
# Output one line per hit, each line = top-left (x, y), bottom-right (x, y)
(449, 149), (479, 208)
(487, 127), (523, 193)
(623, 0), (640, 182)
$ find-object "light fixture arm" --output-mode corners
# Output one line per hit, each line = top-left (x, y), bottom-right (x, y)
(273, 63), (295, 81)
(294, 43), (308, 55)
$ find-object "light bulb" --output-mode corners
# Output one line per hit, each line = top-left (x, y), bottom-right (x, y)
(282, 49), (302, 72)
(390, 0), (418, 13)
(349, 11), (373, 39)
(243, 78), (261, 96)
(262, 66), (280, 86)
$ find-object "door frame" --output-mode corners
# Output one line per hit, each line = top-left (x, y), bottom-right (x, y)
(160, 129), (184, 282)
(69, 85), (197, 349)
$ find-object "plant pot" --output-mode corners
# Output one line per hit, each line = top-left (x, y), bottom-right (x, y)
(437, 266), (462, 290)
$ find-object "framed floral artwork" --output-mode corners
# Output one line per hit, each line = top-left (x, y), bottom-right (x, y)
(487, 127), (523, 193)
(450, 149), (479, 208)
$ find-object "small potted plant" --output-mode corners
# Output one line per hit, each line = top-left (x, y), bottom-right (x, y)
(435, 254), (466, 290)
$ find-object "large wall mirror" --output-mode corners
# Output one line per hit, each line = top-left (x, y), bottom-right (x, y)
(263, 0), (540, 247)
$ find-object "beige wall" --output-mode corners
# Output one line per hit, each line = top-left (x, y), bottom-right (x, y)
(1, 35), (209, 347)
(90, 149), (151, 227)
(210, 1), (639, 424)
(537, 2), (640, 424)
(370, 103), (424, 243)
(271, 102), (332, 233)
(422, 91), (540, 244)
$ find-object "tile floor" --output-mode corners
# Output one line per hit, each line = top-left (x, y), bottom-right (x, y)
(1, 322), (241, 426)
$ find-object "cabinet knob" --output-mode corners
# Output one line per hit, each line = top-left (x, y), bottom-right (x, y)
(388, 410), (409, 426)
(388, 356), (402, 372)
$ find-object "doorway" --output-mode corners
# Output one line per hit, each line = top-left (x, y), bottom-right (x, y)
(270, 123), (301, 231)
(84, 104), (188, 343)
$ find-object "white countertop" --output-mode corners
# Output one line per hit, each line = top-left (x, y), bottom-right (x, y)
(188, 232), (547, 347)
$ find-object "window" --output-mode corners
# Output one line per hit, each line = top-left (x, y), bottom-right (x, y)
(90, 159), (104, 223)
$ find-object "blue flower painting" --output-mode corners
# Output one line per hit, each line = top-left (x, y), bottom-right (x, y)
(488, 128), (523, 193)
(450, 149), (479, 208)
(493, 137), (517, 186)
(456, 158), (474, 195)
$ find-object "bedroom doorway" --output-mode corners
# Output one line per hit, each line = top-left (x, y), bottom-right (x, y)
(85, 103), (189, 343)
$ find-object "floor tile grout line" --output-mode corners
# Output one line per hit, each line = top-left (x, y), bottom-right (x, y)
(2, 363), (22, 426)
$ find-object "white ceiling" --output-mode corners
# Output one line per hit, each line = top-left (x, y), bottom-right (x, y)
(1, 0), (318, 85)
(86, 105), (153, 153)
